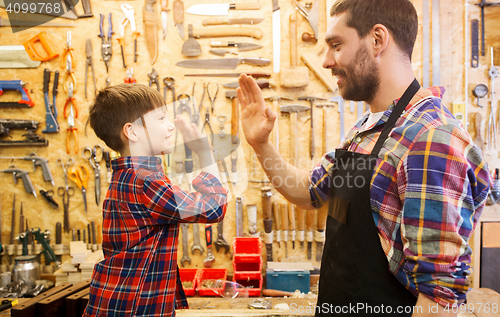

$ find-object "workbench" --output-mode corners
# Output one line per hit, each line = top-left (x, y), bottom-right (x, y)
(0, 288), (498, 317)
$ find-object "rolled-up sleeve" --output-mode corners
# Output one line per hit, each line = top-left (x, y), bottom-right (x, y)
(400, 125), (490, 305)
(142, 172), (227, 224)
(309, 151), (336, 208)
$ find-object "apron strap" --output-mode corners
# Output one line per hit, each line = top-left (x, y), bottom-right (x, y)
(371, 78), (421, 157)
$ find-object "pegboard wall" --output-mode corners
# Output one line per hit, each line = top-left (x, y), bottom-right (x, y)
(0, 0), (499, 280)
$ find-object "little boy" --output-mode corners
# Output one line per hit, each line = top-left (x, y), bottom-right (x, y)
(83, 84), (227, 316)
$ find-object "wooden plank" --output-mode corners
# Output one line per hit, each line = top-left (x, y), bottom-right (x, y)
(11, 284), (72, 317)
(65, 287), (89, 317)
(35, 280), (91, 317)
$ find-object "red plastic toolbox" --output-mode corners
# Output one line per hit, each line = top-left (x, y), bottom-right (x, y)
(233, 260), (262, 272)
(179, 268), (199, 296)
(233, 237), (262, 263)
(196, 268), (228, 296)
(234, 276), (263, 297)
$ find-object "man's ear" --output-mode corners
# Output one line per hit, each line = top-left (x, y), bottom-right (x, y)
(122, 122), (139, 142)
(370, 23), (390, 57)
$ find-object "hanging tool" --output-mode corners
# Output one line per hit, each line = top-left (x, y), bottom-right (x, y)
(148, 68), (160, 91)
(177, 94), (195, 188)
(103, 151), (112, 183)
(124, 68), (137, 83)
(214, 220), (230, 254)
(42, 69), (59, 133)
(272, 0), (280, 73)
(209, 49), (238, 57)
(222, 80), (274, 89)
(292, 0), (319, 40)
(76, 0), (94, 18)
(230, 150), (239, 185)
(298, 96), (325, 160)
(118, 4), (140, 68)
(85, 39), (97, 100)
(176, 57), (271, 69)
(206, 82), (219, 115)
(203, 17), (264, 25)
(99, 13), (114, 73)
(173, 0), (185, 39)
(63, 55), (77, 93)
(143, 0), (158, 64)
(217, 116), (227, 139)
(0, 166), (36, 197)
(184, 72), (271, 78)
(306, 209), (315, 259)
(64, 84), (78, 154)
(272, 202), (281, 252)
(0, 45), (40, 68)
(192, 82), (202, 126)
(10, 195), (16, 245)
(210, 41), (262, 52)
(19, 202), (24, 234)
(180, 223), (191, 267)
(22, 32), (59, 62)
(280, 104), (309, 166)
(471, 19), (479, 68)
(316, 204), (328, 261)
(0, 153), (54, 185)
(235, 197), (243, 237)
(161, 0), (169, 40)
(202, 99), (215, 145)
(181, 24), (201, 57)
(473, 84), (488, 108)
(68, 164), (89, 214)
(192, 26), (263, 39)
(175, 93), (192, 150)
(60, 31), (76, 70)
(83, 145), (104, 206)
(281, 13), (309, 88)
(288, 203), (296, 249)
(487, 47), (498, 148)
(224, 90), (239, 144)
(0, 80), (34, 108)
(475, 0), (500, 57)
(57, 158), (74, 232)
(281, 202), (289, 258)
(0, 119), (48, 147)
(191, 223), (204, 255)
(39, 189), (59, 210)
(163, 77), (176, 107)
(262, 187), (273, 262)
(186, 2), (261, 16)
(316, 103), (336, 154)
(203, 224), (215, 267)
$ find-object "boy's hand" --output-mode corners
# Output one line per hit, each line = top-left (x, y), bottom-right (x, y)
(174, 116), (212, 157)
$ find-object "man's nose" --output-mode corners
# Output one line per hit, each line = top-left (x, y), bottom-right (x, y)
(322, 49), (336, 69)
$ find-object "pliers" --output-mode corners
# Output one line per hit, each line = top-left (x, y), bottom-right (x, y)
(118, 4), (140, 68)
(61, 30), (76, 70)
(124, 68), (136, 83)
(63, 55), (77, 93)
(65, 86), (78, 154)
(98, 13), (113, 73)
(85, 39), (97, 99)
(64, 83), (78, 120)
(207, 82), (219, 114)
(148, 68), (160, 91)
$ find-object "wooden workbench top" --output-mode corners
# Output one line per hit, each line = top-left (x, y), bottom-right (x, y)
(0, 288), (498, 316)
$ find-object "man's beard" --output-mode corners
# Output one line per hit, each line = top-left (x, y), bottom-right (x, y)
(332, 44), (380, 103)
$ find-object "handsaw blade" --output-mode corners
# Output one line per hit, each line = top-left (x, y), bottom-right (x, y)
(176, 57), (270, 69)
(0, 45), (41, 68)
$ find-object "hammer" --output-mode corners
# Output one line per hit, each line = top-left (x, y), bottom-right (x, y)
(280, 104), (309, 167)
(225, 90), (239, 145)
(298, 96), (326, 160)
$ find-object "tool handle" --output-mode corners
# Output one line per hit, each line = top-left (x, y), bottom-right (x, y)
(205, 224), (212, 248)
(99, 14), (104, 38)
(296, 207), (305, 232)
(23, 32), (59, 61)
(231, 98), (239, 144)
(317, 204), (328, 231)
(161, 0), (169, 11)
(272, 201), (281, 230)
(281, 202), (288, 231)
(173, 0), (184, 24)
(230, 151), (237, 173)
(56, 222), (62, 244)
(233, 2), (261, 10)
(290, 13), (297, 67)
(193, 27), (263, 40)
(306, 209), (315, 232)
(43, 69), (50, 94)
(262, 289), (295, 297)
(39, 160), (54, 184)
(202, 18), (229, 26)
(288, 203), (296, 231)
(310, 107), (315, 159)
(91, 221), (96, 245)
(261, 187), (273, 221)
(302, 32), (317, 43)
(108, 13), (114, 38)
(81, 0), (93, 17)
(53, 71), (59, 99)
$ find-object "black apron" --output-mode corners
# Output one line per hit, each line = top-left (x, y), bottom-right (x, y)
(316, 79), (420, 316)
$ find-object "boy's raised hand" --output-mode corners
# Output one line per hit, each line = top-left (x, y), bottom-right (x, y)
(237, 74), (277, 148)
(174, 116), (211, 156)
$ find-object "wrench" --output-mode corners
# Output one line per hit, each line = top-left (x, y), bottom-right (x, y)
(180, 223), (191, 267)
(191, 223), (204, 255)
(203, 224), (215, 267)
(214, 220), (230, 254)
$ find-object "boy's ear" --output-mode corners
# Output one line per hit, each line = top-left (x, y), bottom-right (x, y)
(122, 123), (139, 142)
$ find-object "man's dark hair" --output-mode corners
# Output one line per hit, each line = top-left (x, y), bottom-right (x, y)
(89, 84), (165, 152)
(330, 0), (418, 59)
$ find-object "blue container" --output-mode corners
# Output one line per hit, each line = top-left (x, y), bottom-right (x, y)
(265, 269), (310, 293)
